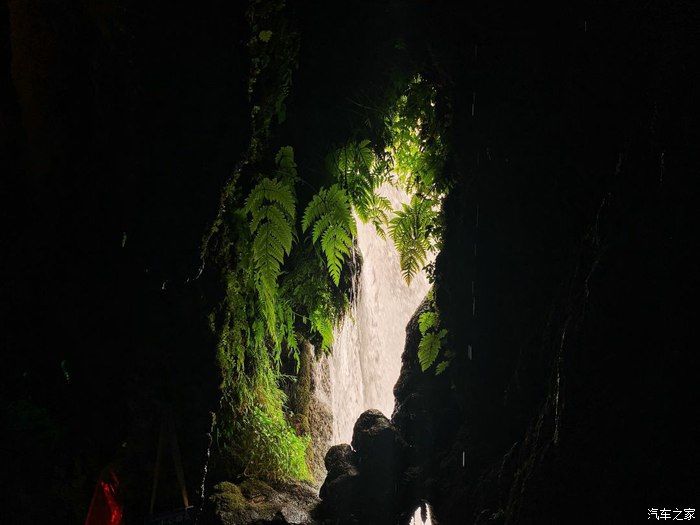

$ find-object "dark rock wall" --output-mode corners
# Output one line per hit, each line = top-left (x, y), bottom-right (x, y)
(2, 1), (249, 521)
(421, 1), (699, 523)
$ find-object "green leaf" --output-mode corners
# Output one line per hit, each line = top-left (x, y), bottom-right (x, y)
(310, 309), (334, 351)
(389, 195), (437, 284)
(275, 146), (296, 180)
(244, 164), (297, 335)
(245, 177), (296, 219)
(302, 184), (356, 286)
(321, 223), (352, 285)
(435, 360), (450, 375)
(418, 331), (442, 371)
(418, 311), (437, 334)
(328, 140), (391, 228)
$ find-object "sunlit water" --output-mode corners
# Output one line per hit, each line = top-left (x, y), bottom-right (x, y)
(328, 183), (432, 444)
(325, 184), (434, 524)
(412, 505), (432, 525)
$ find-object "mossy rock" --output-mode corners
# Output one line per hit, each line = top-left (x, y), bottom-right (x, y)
(202, 478), (319, 524)
(210, 482), (246, 513)
(239, 478), (275, 501)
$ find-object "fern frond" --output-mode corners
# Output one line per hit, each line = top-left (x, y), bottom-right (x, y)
(321, 223), (353, 285)
(361, 192), (392, 239)
(245, 175), (296, 335)
(275, 146), (297, 182)
(310, 309), (334, 352)
(389, 195), (437, 284)
(302, 184), (356, 286)
(245, 177), (296, 220)
(328, 140), (392, 233)
(435, 360), (450, 375)
(418, 311), (438, 334)
(418, 328), (447, 371)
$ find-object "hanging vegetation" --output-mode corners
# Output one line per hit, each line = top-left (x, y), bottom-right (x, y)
(302, 185), (356, 286)
(389, 196), (439, 284)
(202, 1), (453, 483)
(417, 296), (451, 374)
(327, 140), (392, 238)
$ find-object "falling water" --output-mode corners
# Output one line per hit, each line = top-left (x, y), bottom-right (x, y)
(322, 184), (433, 525)
(328, 183), (433, 444)
(412, 505), (432, 525)
(194, 407), (219, 524)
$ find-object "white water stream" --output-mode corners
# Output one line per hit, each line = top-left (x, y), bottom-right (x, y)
(325, 183), (434, 524)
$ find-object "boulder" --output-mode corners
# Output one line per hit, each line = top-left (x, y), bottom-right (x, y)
(318, 410), (409, 523)
(351, 409), (406, 466)
(202, 479), (319, 525)
(323, 443), (356, 474)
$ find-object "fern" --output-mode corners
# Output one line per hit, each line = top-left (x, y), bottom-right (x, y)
(329, 140), (391, 237)
(321, 223), (353, 285)
(275, 146), (297, 182)
(389, 195), (437, 284)
(302, 184), (356, 285)
(362, 192), (392, 239)
(418, 311), (438, 333)
(418, 329), (447, 371)
(310, 309), (334, 351)
(417, 309), (447, 372)
(244, 176), (296, 334)
(435, 360), (450, 375)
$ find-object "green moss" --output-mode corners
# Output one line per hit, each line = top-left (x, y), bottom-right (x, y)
(290, 342), (312, 432)
(239, 478), (274, 499)
(211, 480), (279, 517)
(211, 482), (246, 513)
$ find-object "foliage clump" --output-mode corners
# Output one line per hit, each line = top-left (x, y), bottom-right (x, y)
(302, 185), (356, 286)
(328, 139), (392, 237)
(389, 196), (439, 284)
(206, 22), (453, 483)
(386, 75), (447, 196)
(226, 405), (310, 481)
(211, 146), (343, 482)
(418, 307), (449, 374)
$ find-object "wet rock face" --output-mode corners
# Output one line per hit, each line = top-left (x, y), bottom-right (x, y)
(351, 409), (406, 463)
(309, 351), (334, 485)
(323, 444), (356, 475)
(202, 479), (319, 525)
(319, 444), (362, 523)
(318, 445), (360, 520)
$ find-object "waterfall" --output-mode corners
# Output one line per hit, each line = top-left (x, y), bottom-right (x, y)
(324, 183), (433, 524)
(328, 183), (432, 444)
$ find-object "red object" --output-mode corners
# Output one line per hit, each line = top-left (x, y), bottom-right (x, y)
(84, 468), (123, 525)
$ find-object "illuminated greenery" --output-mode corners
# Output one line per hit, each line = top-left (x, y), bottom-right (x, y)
(328, 140), (392, 238)
(204, 0), (315, 483)
(210, 146), (344, 482)
(389, 196), (439, 284)
(302, 185), (356, 286)
(205, 7), (451, 481)
(417, 294), (451, 374)
(244, 151), (297, 337)
(386, 75), (447, 197)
